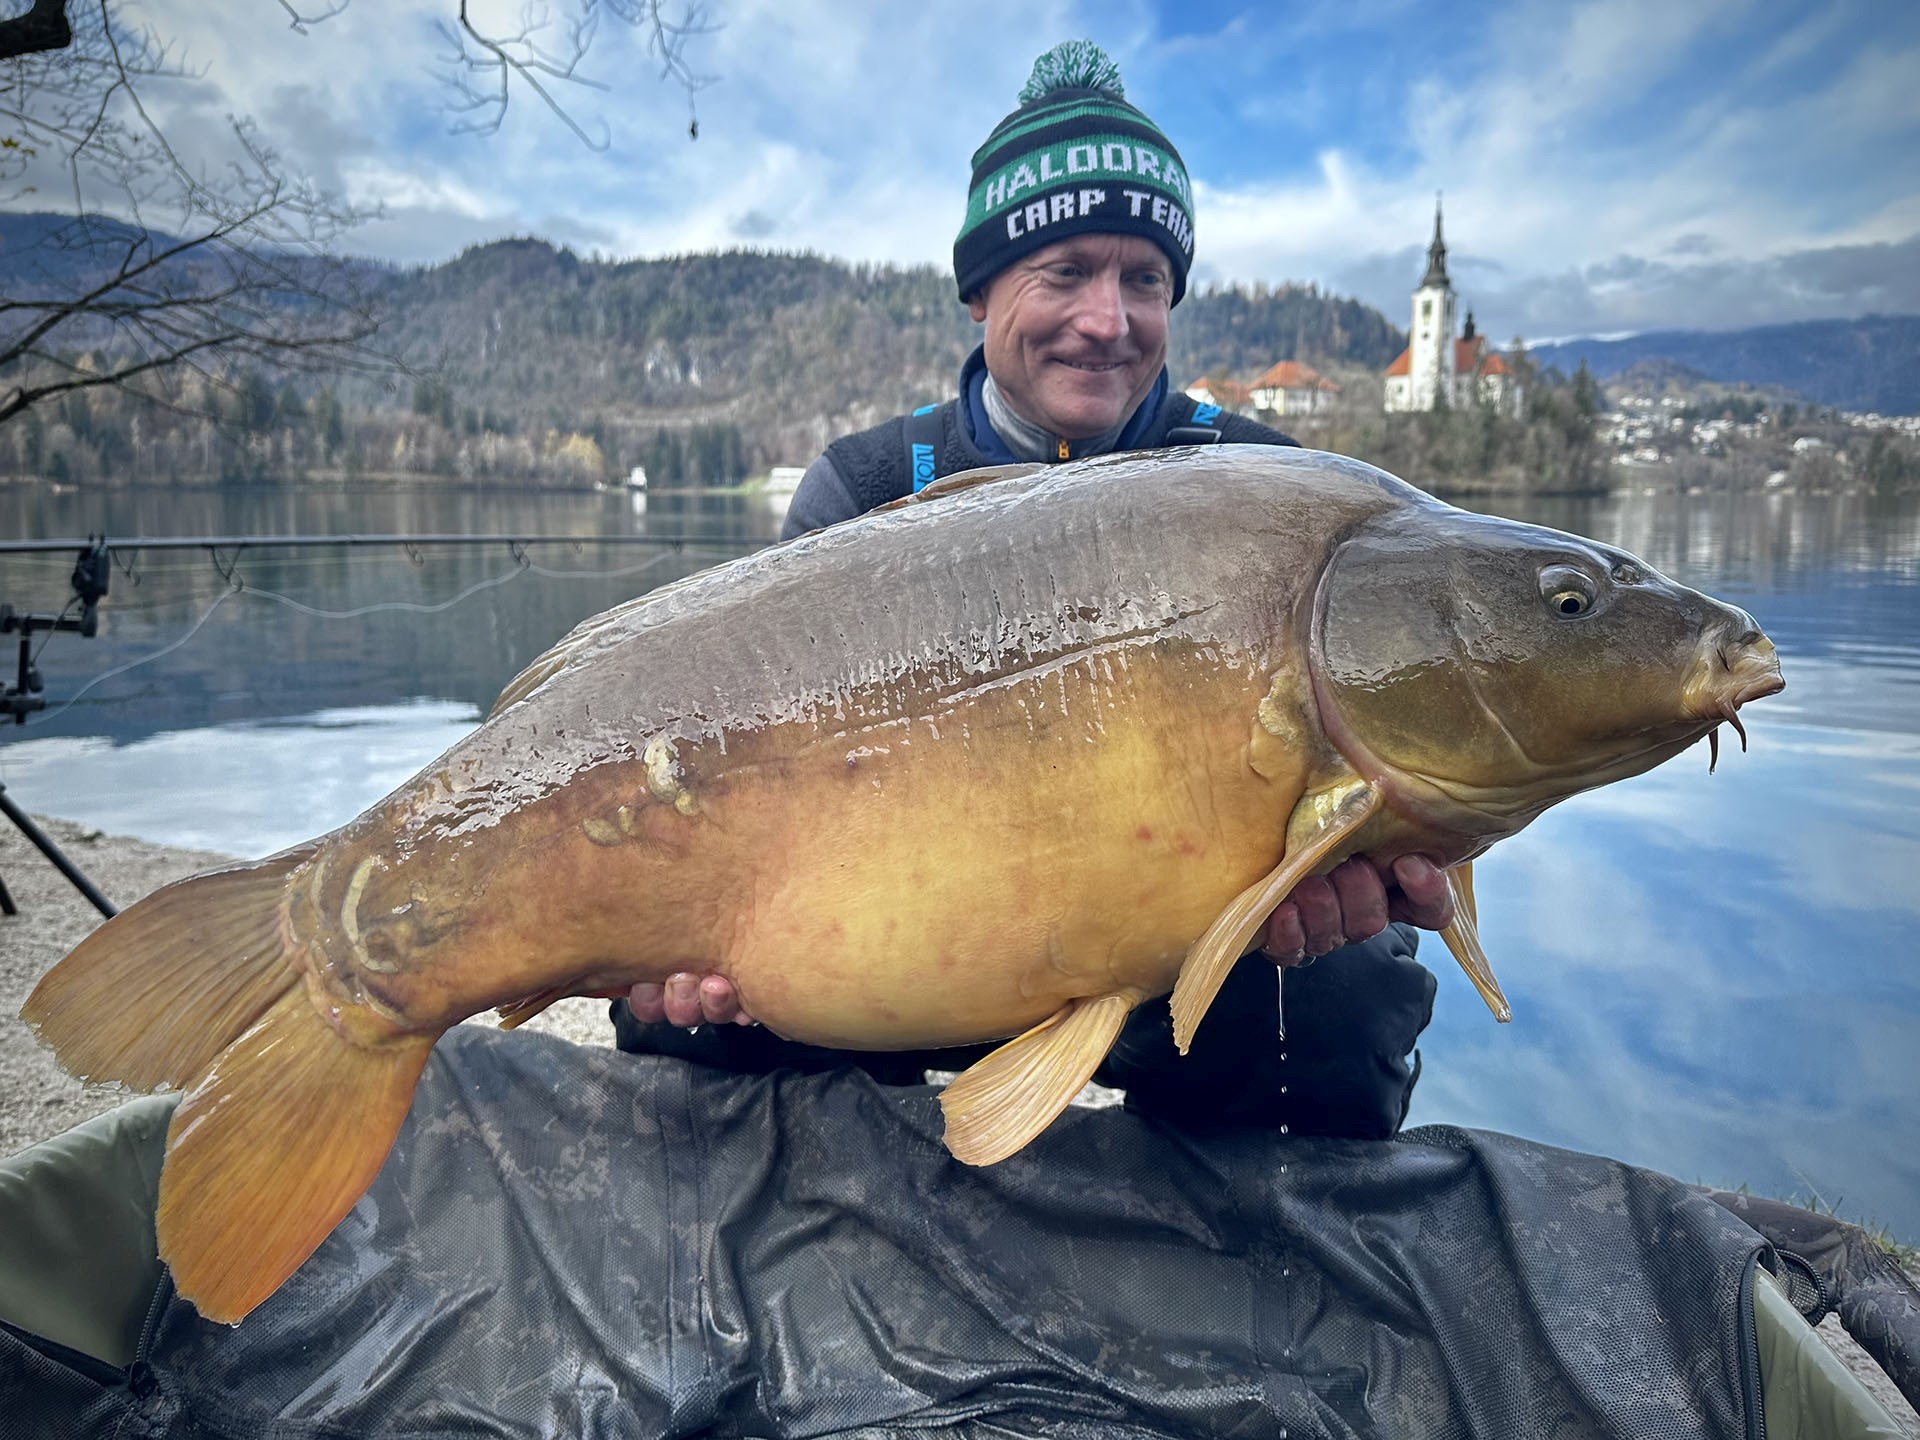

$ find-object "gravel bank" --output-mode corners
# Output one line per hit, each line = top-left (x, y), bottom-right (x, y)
(2, 815), (1913, 1432)
(0, 815), (612, 1163)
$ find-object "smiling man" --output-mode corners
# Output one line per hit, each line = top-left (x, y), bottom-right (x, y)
(614, 42), (1452, 1142)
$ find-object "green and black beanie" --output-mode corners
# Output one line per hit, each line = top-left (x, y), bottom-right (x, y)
(953, 41), (1195, 306)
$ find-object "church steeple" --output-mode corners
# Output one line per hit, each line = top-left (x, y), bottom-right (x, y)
(1420, 194), (1450, 289)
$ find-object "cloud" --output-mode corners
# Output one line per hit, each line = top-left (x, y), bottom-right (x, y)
(729, 209), (779, 240)
(1454, 232), (1920, 338)
(14, 1), (1916, 337)
(1182, 0), (1920, 335)
(1663, 233), (1719, 259)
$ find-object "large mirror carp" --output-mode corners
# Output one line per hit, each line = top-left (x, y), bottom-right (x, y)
(24, 445), (1783, 1322)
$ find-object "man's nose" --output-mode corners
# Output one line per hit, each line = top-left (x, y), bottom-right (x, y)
(1071, 272), (1128, 342)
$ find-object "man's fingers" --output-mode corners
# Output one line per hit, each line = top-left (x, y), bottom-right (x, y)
(1290, 873), (1345, 955)
(662, 973), (703, 1027)
(628, 981), (668, 1023)
(629, 973), (756, 1027)
(1330, 857), (1389, 945)
(1261, 901), (1307, 964)
(698, 975), (756, 1026)
(1388, 854), (1455, 931)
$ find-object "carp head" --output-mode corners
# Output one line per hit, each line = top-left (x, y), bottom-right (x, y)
(1309, 507), (1785, 845)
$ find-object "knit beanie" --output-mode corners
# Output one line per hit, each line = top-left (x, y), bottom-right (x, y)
(953, 41), (1195, 306)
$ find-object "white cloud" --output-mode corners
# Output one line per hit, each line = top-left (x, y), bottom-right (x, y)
(21, 1), (1916, 335)
(1188, 0), (1919, 334)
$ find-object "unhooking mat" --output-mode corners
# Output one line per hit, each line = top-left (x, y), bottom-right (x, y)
(0, 1023), (1801, 1438)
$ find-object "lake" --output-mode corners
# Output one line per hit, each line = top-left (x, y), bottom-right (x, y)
(3, 477), (1917, 1238)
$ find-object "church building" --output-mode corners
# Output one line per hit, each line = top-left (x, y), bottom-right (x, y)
(1382, 202), (1523, 417)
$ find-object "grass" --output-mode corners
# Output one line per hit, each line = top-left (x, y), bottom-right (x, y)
(1729, 1179), (1920, 1271)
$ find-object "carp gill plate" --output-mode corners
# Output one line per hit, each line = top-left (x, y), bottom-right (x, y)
(23, 445), (1784, 1322)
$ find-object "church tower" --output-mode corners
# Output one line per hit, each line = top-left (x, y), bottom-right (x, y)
(1408, 196), (1457, 410)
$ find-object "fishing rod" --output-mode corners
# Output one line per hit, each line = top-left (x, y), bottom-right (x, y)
(1, 532), (736, 725)
(0, 533), (714, 554)
(0, 531), (759, 919)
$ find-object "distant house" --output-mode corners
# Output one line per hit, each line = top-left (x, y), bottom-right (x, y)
(1183, 375), (1254, 411)
(1185, 363), (1339, 419)
(1247, 360), (1340, 416)
(1382, 200), (1524, 418)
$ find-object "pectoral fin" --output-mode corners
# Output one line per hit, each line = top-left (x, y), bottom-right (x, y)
(1169, 780), (1382, 1054)
(1438, 861), (1511, 1022)
(940, 993), (1134, 1166)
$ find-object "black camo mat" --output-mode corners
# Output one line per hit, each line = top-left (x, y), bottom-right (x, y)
(2, 1024), (1769, 1438)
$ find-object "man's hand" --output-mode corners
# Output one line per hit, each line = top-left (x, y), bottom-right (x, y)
(628, 856), (1455, 1028)
(1258, 855), (1453, 966)
(627, 973), (757, 1027)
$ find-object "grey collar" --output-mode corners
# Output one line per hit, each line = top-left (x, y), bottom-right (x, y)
(982, 374), (1128, 462)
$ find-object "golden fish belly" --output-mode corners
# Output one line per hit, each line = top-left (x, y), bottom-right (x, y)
(705, 640), (1304, 1049)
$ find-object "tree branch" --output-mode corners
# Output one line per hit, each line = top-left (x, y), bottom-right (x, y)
(0, 3), (401, 429)
(434, 0), (716, 146)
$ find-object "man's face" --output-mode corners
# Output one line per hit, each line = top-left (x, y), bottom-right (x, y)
(968, 234), (1172, 440)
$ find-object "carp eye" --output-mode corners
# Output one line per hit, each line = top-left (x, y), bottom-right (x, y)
(1540, 565), (1596, 617)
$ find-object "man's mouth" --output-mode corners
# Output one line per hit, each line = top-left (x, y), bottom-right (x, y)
(1053, 358), (1130, 374)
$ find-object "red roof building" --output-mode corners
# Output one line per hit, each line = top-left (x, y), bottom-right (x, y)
(1381, 195), (1525, 417)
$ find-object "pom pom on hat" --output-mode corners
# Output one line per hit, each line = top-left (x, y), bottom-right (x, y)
(1018, 40), (1126, 104)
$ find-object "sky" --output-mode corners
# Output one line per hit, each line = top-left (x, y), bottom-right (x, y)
(20, 0), (1920, 342)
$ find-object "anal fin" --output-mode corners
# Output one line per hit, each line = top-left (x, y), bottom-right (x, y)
(939, 993), (1134, 1166)
(1438, 861), (1511, 1022)
(495, 983), (626, 1030)
(157, 988), (437, 1324)
(1169, 781), (1382, 1053)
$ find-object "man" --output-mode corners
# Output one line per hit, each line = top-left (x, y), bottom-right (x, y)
(613, 42), (1452, 1137)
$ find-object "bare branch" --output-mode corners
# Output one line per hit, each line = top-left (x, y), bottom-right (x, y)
(274, 0), (350, 35)
(0, 2), (401, 430)
(434, 0), (716, 146)
(438, 1), (612, 150)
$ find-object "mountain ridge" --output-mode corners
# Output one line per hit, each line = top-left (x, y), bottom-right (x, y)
(1530, 315), (1920, 415)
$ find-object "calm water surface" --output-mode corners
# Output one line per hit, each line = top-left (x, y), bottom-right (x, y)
(2, 479), (1916, 1236)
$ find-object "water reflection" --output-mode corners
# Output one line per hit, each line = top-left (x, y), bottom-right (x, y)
(2, 480), (1918, 1236)
(0, 484), (779, 744)
(2, 703), (480, 856)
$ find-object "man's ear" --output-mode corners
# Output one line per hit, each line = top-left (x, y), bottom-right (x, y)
(965, 292), (988, 324)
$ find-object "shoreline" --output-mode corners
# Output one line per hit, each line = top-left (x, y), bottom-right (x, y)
(2, 813), (1913, 1432)
(0, 815), (615, 1160)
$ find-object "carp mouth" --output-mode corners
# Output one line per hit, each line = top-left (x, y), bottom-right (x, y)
(1688, 627), (1785, 772)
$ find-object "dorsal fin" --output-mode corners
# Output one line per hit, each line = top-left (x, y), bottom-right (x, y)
(867, 462), (1047, 517)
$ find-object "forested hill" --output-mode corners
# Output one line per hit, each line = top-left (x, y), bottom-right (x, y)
(363, 238), (1407, 464)
(1530, 315), (1920, 416)
(1, 217), (1405, 484)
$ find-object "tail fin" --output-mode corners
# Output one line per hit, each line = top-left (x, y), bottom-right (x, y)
(21, 847), (317, 1090)
(158, 988), (434, 1323)
(22, 844), (438, 1322)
